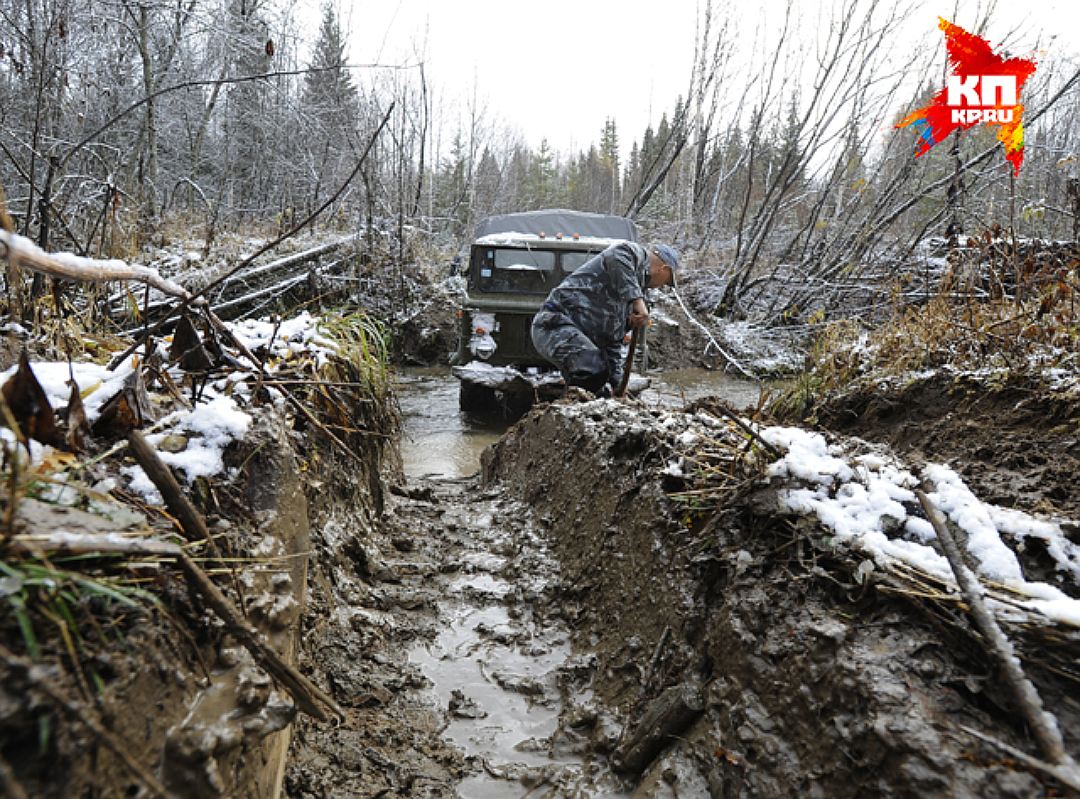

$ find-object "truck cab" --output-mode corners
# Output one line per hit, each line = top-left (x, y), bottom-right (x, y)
(450, 209), (639, 412)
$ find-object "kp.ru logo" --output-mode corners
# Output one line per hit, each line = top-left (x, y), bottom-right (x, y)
(946, 76), (1018, 124)
(898, 19), (1037, 174)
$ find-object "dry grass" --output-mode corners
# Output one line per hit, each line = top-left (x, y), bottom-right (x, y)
(771, 248), (1079, 419)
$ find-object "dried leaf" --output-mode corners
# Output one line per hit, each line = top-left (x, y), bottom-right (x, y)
(1, 350), (64, 449)
(92, 369), (155, 437)
(64, 377), (90, 452)
(170, 315), (212, 373)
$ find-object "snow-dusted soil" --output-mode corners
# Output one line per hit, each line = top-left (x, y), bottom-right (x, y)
(478, 389), (1079, 796)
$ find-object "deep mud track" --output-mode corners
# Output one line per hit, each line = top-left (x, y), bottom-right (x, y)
(286, 476), (624, 798)
(286, 377), (1079, 798)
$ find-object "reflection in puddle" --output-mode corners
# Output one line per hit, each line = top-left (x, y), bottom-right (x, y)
(409, 603), (571, 767)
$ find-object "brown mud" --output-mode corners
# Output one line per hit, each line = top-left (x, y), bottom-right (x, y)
(474, 391), (1079, 797)
(4, 340), (1077, 797)
(0, 413), (316, 798)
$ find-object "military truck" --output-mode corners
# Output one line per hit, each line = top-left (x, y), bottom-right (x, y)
(450, 209), (640, 411)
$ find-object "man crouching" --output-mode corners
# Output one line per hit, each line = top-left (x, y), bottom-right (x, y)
(531, 241), (678, 397)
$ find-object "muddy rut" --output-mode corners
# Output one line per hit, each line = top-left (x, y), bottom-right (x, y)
(283, 370), (1079, 798)
(285, 472), (625, 798)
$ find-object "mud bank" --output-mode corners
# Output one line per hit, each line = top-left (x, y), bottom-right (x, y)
(482, 398), (1079, 796)
(0, 411), (316, 798)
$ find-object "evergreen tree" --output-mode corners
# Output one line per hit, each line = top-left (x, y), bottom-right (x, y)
(304, 4), (357, 127)
(599, 118), (620, 213)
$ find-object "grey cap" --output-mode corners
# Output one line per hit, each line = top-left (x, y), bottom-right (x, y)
(652, 244), (680, 270)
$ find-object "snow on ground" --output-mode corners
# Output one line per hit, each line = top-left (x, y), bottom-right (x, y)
(227, 311), (338, 367)
(760, 424), (1080, 627)
(2, 312), (341, 502)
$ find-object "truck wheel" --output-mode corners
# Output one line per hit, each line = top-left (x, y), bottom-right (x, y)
(459, 382), (498, 413)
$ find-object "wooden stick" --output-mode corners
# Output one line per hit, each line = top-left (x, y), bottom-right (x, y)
(7, 532), (182, 559)
(958, 724), (1080, 793)
(173, 550), (341, 722)
(0, 643), (169, 798)
(127, 431), (216, 550)
(916, 489), (1079, 778)
(615, 326), (641, 398)
(704, 402), (783, 460)
(613, 683), (705, 775)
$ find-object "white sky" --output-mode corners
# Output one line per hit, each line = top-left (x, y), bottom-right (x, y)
(323, 0), (1079, 158)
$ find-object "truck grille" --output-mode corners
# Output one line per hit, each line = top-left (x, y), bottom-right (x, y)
(494, 314), (542, 364)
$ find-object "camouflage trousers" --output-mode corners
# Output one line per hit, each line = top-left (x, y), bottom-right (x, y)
(530, 309), (617, 394)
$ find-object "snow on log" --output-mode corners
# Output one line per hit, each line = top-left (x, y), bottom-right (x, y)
(0, 229), (201, 305)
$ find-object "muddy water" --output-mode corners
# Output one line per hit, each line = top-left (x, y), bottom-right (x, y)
(386, 366), (767, 796)
(405, 499), (601, 797)
(395, 367), (506, 479)
(395, 366), (766, 479)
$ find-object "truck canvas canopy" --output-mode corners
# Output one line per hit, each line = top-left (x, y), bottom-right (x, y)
(473, 209), (639, 242)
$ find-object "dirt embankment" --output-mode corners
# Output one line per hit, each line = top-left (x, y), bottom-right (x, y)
(808, 373), (1080, 522)
(0, 411), (316, 798)
(482, 396), (1078, 797)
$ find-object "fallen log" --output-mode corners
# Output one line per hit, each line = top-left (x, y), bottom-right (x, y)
(612, 682), (705, 775)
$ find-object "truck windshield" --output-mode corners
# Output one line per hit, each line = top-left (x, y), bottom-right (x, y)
(475, 247), (557, 294)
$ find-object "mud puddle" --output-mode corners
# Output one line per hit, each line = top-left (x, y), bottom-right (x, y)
(395, 366), (766, 479)
(404, 493), (619, 797)
(395, 367), (506, 479)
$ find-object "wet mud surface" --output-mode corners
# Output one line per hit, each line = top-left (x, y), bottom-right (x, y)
(286, 475), (633, 797)
(285, 369), (1078, 797)
(482, 399), (1078, 797)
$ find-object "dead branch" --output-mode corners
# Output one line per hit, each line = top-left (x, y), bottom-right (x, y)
(0, 230), (201, 305)
(0, 643), (169, 798)
(173, 550), (341, 722)
(916, 489), (1080, 787)
(126, 431), (219, 551)
(613, 682), (705, 775)
(958, 724), (1080, 793)
(6, 525), (339, 721)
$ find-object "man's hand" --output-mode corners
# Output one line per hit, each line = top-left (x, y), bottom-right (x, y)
(628, 298), (649, 329)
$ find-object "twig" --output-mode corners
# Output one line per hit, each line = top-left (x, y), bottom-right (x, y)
(173, 550), (342, 722)
(0, 643), (169, 798)
(916, 489), (1079, 783)
(127, 431), (223, 558)
(704, 402), (783, 460)
(958, 724), (1080, 793)
(668, 279), (757, 380)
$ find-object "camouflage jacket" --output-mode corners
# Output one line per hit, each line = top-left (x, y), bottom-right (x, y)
(542, 240), (649, 379)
